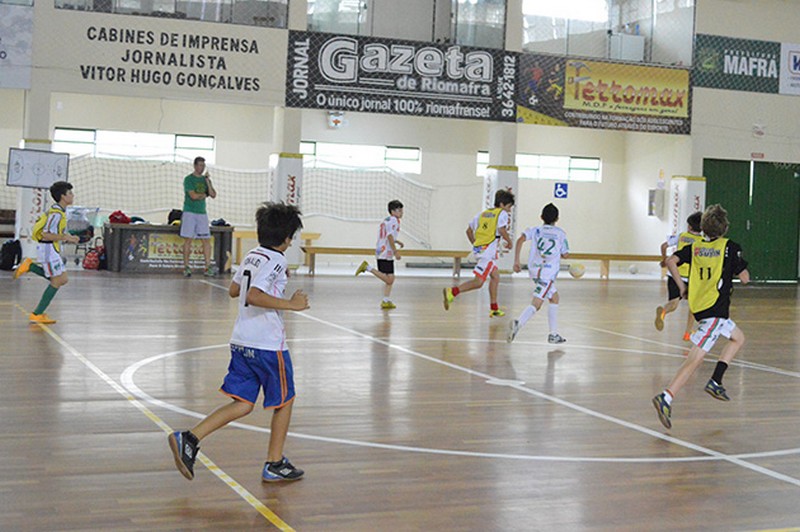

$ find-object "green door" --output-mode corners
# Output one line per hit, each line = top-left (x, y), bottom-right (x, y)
(752, 162), (800, 280)
(702, 158), (753, 267)
(703, 158), (800, 281)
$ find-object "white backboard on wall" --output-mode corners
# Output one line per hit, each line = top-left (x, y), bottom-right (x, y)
(7, 148), (70, 189)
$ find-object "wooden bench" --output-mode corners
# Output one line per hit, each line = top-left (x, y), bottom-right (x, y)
(233, 230), (321, 265)
(302, 246), (471, 278)
(568, 253), (664, 279)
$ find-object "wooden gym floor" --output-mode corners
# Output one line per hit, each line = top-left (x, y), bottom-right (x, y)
(2, 268), (800, 531)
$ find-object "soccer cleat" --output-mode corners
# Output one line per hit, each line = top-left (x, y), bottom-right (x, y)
(14, 257), (33, 280)
(683, 332), (692, 342)
(29, 313), (56, 324)
(204, 265), (217, 277)
(654, 306), (665, 331)
(489, 309), (505, 318)
(168, 431), (199, 480)
(183, 267), (192, 278)
(442, 287), (454, 310)
(507, 319), (520, 343)
(262, 457), (304, 482)
(355, 260), (369, 276)
(548, 333), (566, 344)
(704, 379), (730, 401)
(652, 393), (672, 429)
(380, 300), (396, 310)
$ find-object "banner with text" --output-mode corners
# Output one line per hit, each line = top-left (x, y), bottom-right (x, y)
(693, 34), (780, 94)
(779, 42), (800, 96)
(286, 31), (518, 122)
(517, 54), (690, 134)
(35, 13), (286, 104)
(0, 5), (33, 89)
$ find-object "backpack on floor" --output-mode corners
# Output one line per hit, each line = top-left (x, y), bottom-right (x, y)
(0, 239), (22, 271)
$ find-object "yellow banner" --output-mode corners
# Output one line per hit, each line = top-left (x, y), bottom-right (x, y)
(564, 60), (689, 118)
(148, 233), (214, 260)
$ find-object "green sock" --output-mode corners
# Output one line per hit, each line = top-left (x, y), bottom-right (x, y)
(33, 285), (59, 315)
(29, 263), (47, 279)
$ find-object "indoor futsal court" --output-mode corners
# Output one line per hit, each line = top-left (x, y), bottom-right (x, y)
(4, 269), (800, 530)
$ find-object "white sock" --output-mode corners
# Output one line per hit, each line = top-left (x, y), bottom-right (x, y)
(382, 297), (390, 302)
(548, 304), (559, 334)
(518, 305), (537, 327)
(366, 264), (374, 272)
(663, 390), (673, 405)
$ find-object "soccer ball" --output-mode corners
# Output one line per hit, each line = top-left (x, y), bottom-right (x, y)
(629, 264), (639, 274)
(568, 263), (585, 278)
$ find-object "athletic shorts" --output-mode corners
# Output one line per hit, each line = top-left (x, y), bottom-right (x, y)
(531, 277), (557, 301)
(377, 259), (395, 275)
(179, 212), (211, 239)
(473, 251), (498, 281)
(667, 275), (689, 300)
(36, 244), (65, 279)
(220, 344), (295, 409)
(691, 318), (736, 352)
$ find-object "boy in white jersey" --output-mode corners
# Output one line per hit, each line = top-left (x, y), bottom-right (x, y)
(169, 203), (310, 482)
(355, 200), (404, 310)
(654, 211), (703, 341)
(507, 203), (569, 344)
(443, 189), (515, 317)
(14, 181), (80, 324)
(652, 205), (749, 429)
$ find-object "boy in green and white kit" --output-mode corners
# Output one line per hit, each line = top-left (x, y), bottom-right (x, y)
(15, 181), (80, 324)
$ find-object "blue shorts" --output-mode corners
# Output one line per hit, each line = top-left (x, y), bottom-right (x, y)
(220, 344), (295, 408)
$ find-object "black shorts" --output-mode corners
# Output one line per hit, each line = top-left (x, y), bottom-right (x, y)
(377, 259), (395, 275)
(667, 276), (688, 300)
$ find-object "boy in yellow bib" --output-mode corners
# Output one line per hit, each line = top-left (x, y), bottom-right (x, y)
(652, 205), (750, 429)
(443, 189), (514, 317)
(14, 181), (80, 324)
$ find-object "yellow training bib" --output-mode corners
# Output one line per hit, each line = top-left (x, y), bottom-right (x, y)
(688, 238), (727, 313)
(473, 208), (503, 248)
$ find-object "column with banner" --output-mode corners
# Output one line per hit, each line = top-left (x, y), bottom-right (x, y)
(272, 152), (304, 268)
(668, 176), (706, 235)
(484, 165), (518, 271)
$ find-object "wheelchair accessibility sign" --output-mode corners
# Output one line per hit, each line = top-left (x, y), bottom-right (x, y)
(554, 182), (568, 199)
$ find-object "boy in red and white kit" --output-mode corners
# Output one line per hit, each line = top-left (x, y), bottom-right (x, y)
(355, 200), (404, 310)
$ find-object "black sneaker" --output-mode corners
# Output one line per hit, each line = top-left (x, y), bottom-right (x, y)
(168, 430), (199, 480)
(262, 457), (304, 482)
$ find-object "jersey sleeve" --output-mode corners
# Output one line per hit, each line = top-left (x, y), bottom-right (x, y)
(232, 260), (245, 285)
(522, 227), (534, 241)
(251, 258), (284, 295)
(390, 218), (400, 237)
(45, 211), (62, 234)
(184, 176), (193, 193)
(561, 233), (570, 255)
(497, 210), (509, 229)
(728, 241), (749, 275)
(673, 244), (692, 265)
(665, 234), (679, 247)
(469, 214), (479, 231)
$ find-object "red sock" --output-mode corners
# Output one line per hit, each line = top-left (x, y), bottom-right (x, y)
(451, 287), (460, 297)
(491, 303), (499, 311)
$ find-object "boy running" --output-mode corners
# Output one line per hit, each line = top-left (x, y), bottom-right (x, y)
(655, 212), (703, 341)
(14, 181), (80, 324)
(507, 203), (569, 344)
(443, 189), (514, 317)
(355, 200), (404, 310)
(652, 204), (749, 429)
(169, 202), (309, 482)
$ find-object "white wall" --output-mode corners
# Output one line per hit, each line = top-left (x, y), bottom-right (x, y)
(0, 90), (25, 209)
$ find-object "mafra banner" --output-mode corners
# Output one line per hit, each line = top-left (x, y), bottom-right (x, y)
(517, 54), (690, 134)
(693, 34), (780, 94)
(286, 31), (518, 122)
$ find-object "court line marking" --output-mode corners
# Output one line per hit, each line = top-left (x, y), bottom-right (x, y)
(120, 344), (800, 464)
(197, 281), (800, 487)
(579, 325), (800, 379)
(14, 305), (294, 532)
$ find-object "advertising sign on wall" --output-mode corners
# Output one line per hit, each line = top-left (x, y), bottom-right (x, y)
(517, 54), (690, 134)
(0, 5), (33, 89)
(693, 34), (780, 94)
(779, 42), (800, 96)
(286, 31), (518, 122)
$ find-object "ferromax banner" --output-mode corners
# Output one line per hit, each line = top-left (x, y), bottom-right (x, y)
(286, 30), (517, 122)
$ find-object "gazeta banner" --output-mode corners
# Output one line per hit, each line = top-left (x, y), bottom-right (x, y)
(286, 30), (518, 122)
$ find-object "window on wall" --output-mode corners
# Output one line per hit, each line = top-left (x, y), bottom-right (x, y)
(53, 128), (215, 163)
(477, 151), (601, 182)
(301, 141), (421, 174)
